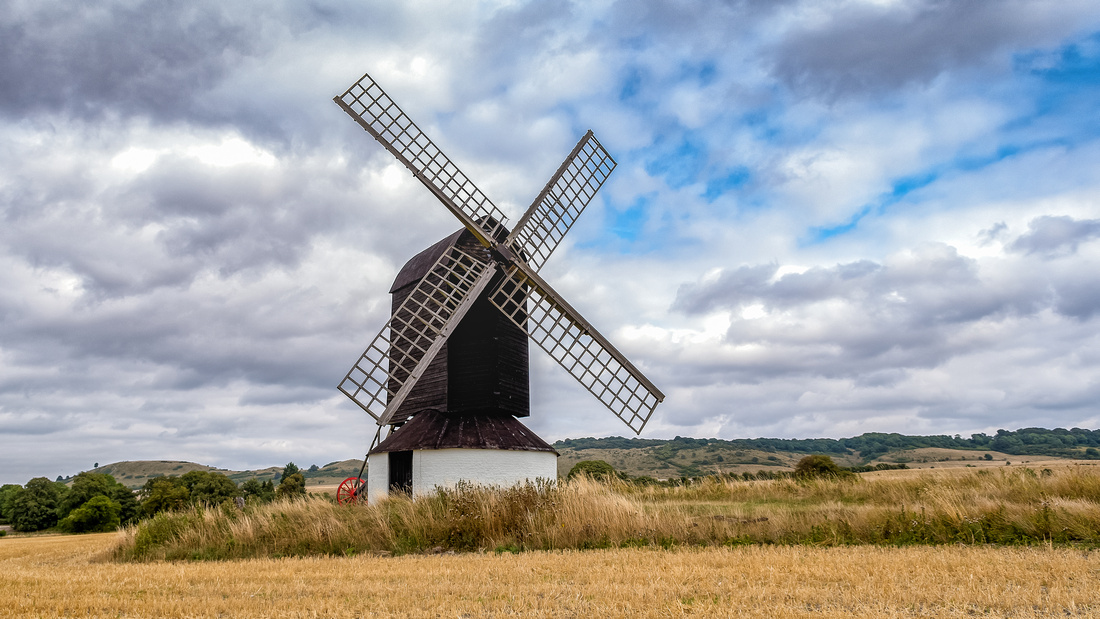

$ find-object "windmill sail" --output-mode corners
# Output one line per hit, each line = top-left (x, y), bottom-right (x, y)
(335, 73), (510, 247)
(336, 71), (664, 436)
(490, 265), (664, 434)
(506, 131), (617, 271)
(339, 246), (496, 425)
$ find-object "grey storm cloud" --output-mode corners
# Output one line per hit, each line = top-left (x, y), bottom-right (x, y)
(1008, 215), (1100, 257)
(0, 2), (258, 121)
(769, 0), (1100, 98)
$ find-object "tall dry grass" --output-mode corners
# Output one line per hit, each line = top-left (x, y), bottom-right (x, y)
(110, 465), (1100, 561)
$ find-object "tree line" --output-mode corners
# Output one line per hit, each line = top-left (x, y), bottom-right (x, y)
(0, 462), (310, 534)
(555, 427), (1100, 461)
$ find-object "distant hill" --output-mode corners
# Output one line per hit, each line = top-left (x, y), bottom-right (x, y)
(65, 427), (1100, 488)
(553, 427), (1100, 478)
(72, 459), (364, 490)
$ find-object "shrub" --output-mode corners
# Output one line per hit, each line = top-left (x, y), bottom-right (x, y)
(567, 460), (617, 480)
(58, 495), (122, 533)
(57, 471), (140, 527)
(140, 477), (191, 517)
(181, 470), (240, 505)
(276, 472), (306, 499)
(794, 455), (852, 480)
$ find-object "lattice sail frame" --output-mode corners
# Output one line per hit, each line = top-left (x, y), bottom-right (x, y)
(335, 73), (509, 245)
(506, 131), (616, 271)
(490, 267), (661, 434)
(338, 246), (495, 425)
(336, 71), (665, 435)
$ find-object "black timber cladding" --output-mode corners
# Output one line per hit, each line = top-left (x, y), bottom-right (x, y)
(370, 410), (556, 454)
(388, 228), (530, 423)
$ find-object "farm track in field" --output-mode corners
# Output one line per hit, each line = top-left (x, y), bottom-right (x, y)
(2, 533), (1098, 617)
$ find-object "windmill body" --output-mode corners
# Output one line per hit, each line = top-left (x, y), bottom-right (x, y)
(333, 72), (665, 504)
(363, 229), (556, 502)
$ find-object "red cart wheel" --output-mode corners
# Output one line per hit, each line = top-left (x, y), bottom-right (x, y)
(337, 477), (364, 505)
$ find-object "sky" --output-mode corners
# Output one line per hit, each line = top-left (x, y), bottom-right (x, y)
(2, 0), (1100, 483)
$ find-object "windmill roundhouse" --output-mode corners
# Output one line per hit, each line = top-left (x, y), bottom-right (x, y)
(332, 71), (665, 504)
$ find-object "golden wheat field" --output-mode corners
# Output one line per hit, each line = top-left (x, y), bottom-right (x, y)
(1, 532), (1098, 618)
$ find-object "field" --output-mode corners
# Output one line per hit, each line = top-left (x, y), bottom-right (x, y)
(3, 533), (1099, 617)
(4, 465), (1098, 617)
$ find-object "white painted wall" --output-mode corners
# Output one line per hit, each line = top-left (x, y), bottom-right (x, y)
(413, 449), (557, 496)
(365, 452), (389, 504)
(365, 448), (557, 503)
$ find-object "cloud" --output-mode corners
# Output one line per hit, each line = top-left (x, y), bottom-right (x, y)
(0, 2), (259, 122)
(1008, 215), (1100, 257)
(770, 0), (1100, 98)
(671, 243), (1062, 382)
(2, 0), (1100, 484)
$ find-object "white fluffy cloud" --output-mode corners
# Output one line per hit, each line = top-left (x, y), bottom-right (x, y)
(2, 0), (1100, 483)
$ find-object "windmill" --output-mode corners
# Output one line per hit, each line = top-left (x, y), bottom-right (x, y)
(332, 72), (664, 503)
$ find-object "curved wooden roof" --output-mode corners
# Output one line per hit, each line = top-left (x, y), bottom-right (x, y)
(369, 409), (556, 454)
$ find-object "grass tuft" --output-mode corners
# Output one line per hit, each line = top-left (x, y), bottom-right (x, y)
(110, 466), (1100, 561)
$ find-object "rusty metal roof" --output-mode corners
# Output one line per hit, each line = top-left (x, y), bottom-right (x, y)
(369, 409), (557, 454)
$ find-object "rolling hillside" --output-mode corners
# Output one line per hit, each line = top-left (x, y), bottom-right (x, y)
(75, 459), (364, 490)
(64, 427), (1100, 487)
(552, 427), (1100, 478)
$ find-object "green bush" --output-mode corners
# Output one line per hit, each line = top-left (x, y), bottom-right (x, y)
(276, 472), (306, 498)
(794, 455), (852, 480)
(140, 477), (191, 517)
(57, 472), (139, 526)
(567, 460), (617, 480)
(181, 470), (240, 505)
(58, 495), (122, 533)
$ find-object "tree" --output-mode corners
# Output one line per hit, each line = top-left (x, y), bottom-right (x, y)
(58, 472), (140, 526)
(276, 472), (306, 499)
(58, 495), (121, 533)
(794, 455), (850, 479)
(109, 485), (141, 526)
(10, 477), (64, 531)
(58, 472), (113, 520)
(279, 462), (300, 484)
(241, 479), (275, 504)
(0, 484), (20, 524)
(180, 471), (239, 506)
(567, 460), (617, 480)
(140, 477), (190, 517)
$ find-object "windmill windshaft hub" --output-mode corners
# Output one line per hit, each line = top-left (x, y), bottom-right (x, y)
(333, 71), (664, 503)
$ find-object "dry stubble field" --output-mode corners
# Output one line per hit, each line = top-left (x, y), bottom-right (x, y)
(2, 532), (1099, 617)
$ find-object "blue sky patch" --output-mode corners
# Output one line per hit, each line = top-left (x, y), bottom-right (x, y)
(606, 195), (651, 242)
(704, 167), (750, 202)
(644, 134), (706, 189)
(803, 206), (873, 245)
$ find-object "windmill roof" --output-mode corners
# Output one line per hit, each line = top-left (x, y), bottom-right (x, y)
(369, 410), (557, 454)
(389, 229), (467, 293)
